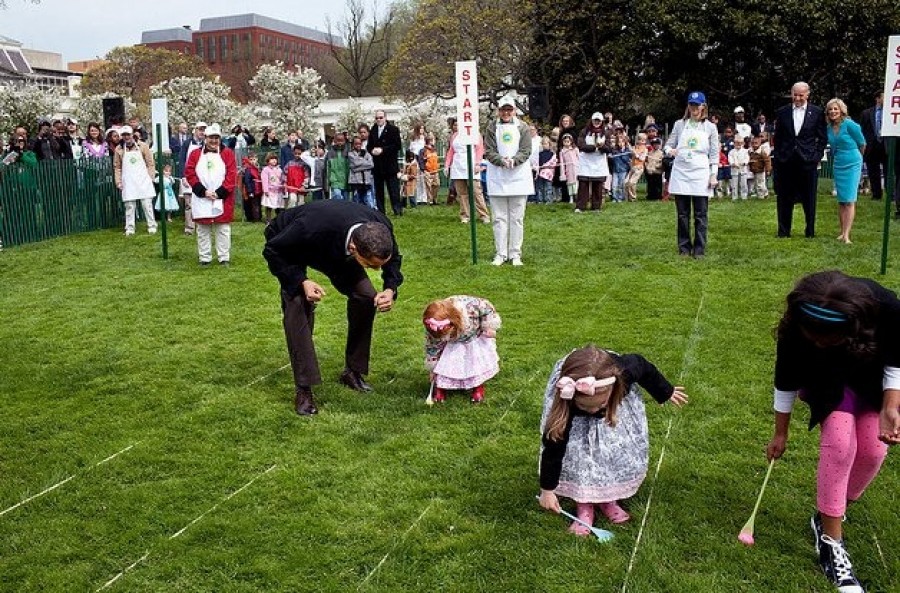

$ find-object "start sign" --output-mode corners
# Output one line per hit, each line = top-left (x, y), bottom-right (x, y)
(454, 61), (479, 145)
(882, 35), (900, 137)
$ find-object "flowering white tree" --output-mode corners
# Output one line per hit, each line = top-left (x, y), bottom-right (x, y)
(148, 76), (234, 132)
(249, 61), (327, 137)
(334, 97), (367, 136)
(74, 92), (137, 130)
(396, 96), (454, 147)
(0, 83), (62, 137)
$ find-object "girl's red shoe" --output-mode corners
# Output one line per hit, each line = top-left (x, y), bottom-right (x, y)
(433, 387), (447, 403)
(471, 385), (485, 403)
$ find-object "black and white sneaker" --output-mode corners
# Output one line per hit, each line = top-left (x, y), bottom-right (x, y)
(811, 513), (825, 555)
(818, 534), (865, 593)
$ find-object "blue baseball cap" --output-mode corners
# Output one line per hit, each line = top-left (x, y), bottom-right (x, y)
(687, 91), (706, 105)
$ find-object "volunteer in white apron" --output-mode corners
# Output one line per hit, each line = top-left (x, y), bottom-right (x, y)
(184, 124), (238, 266)
(113, 125), (157, 236)
(664, 91), (719, 257)
(484, 97), (534, 266)
(445, 119), (490, 224)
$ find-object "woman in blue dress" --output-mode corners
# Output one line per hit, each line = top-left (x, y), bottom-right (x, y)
(826, 98), (866, 244)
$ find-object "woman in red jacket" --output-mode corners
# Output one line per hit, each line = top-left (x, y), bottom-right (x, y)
(185, 123), (237, 266)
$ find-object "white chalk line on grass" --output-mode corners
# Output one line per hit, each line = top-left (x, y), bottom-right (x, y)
(1, 443), (138, 518)
(620, 418), (672, 593)
(96, 464), (278, 591)
(359, 501), (434, 589)
(244, 363), (291, 388)
(96, 552), (149, 591)
(169, 464), (277, 540)
(873, 532), (887, 569)
(620, 290), (706, 593)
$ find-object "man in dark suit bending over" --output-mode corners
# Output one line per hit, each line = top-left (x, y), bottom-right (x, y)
(772, 81), (828, 238)
(263, 201), (403, 415)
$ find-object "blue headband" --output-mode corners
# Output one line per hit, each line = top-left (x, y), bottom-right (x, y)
(798, 302), (849, 323)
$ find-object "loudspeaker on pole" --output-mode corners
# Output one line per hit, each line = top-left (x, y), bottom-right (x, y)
(102, 97), (125, 130)
(527, 85), (549, 120)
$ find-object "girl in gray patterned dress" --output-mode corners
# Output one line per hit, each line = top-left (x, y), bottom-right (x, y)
(538, 346), (687, 535)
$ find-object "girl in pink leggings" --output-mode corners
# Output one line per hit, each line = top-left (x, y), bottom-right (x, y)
(767, 270), (900, 593)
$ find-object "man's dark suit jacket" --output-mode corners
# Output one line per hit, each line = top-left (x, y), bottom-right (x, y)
(366, 122), (402, 176)
(859, 106), (883, 151)
(772, 103), (827, 165)
(262, 200), (403, 299)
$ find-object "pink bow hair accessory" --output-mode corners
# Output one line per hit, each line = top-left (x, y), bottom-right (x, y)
(556, 375), (617, 399)
(425, 317), (452, 332)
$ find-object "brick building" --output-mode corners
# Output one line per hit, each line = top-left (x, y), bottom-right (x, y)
(141, 13), (335, 101)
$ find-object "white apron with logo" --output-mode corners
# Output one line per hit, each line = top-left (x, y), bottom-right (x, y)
(487, 121), (534, 197)
(191, 151), (226, 219)
(121, 147), (155, 202)
(668, 120), (713, 197)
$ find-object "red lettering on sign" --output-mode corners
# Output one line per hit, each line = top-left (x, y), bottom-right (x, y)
(463, 98), (472, 108)
(892, 95), (900, 108)
(464, 125), (473, 135)
(463, 112), (473, 122)
(462, 69), (471, 81)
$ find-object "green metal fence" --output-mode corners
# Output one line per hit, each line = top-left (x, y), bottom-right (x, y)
(0, 155), (182, 249)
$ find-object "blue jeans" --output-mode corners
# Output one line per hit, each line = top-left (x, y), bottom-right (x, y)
(536, 178), (554, 203)
(611, 170), (627, 202)
(352, 186), (376, 209)
(330, 188), (349, 200)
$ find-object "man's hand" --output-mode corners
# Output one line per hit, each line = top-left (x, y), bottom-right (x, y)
(372, 147), (383, 156)
(302, 280), (326, 303)
(205, 190), (217, 200)
(374, 289), (395, 312)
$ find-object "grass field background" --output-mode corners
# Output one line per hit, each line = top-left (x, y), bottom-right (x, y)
(1, 188), (899, 592)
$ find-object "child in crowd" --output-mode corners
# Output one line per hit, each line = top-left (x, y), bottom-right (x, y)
(241, 154), (262, 222)
(536, 136), (558, 203)
(715, 145), (731, 198)
(154, 163), (179, 223)
(284, 145), (307, 208)
(401, 149), (419, 209)
(644, 138), (664, 200)
(348, 136), (375, 207)
(609, 135), (632, 203)
(261, 152), (284, 224)
(538, 345), (687, 534)
(748, 135), (772, 199)
(728, 135), (750, 200)
(558, 133), (579, 201)
(420, 135), (441, 205)
(624, 133), (648, 202)
(423, 295), (501, 404)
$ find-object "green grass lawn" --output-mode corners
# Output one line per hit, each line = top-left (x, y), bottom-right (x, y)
(2, 187), (899, 592)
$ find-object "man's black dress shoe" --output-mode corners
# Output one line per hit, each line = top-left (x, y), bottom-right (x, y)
(295, 387), (319, 416)
(339, 369), (372, 392)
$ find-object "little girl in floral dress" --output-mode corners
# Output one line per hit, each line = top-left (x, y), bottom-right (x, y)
(423, 295), (501, 403)
(538, 345), (687, 534)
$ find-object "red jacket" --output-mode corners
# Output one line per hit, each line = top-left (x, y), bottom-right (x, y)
(185, 147), (237, 224)
(285, 160), (306, 193)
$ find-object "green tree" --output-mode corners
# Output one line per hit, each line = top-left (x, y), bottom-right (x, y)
(528, 0), (900, 126)
(78, 46), (217, 112)
(0, 83), (61, 138)
(383, 0), (534, 104)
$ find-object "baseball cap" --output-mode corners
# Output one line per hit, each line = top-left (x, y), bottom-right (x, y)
(591, 112), (603, 121)
(687, 91), (706, 105)
(118, 125), (133, 135)
(194, 121), (208, 129)
(734, 106), (745, 113)
(204, 123), (222, 137)
(498, 96), (516, 109)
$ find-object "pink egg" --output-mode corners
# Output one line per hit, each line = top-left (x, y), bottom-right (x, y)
(738, 532), (755, 546)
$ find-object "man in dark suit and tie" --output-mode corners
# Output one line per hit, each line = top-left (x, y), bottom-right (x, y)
(366, 110), (404, 216)
(860, 92), (886, 201)
(169, 122), (190, 173)
(263, 200), (403, 416)
(772, 81), (828, 238)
